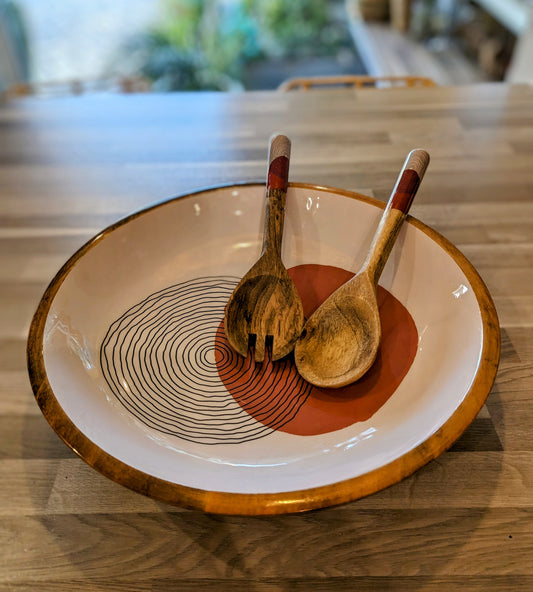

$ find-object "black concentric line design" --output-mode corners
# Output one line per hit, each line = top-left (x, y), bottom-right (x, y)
(100, 276), (311, 445)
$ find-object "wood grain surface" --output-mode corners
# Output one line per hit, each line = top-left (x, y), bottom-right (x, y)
(1, 83), (533, 589)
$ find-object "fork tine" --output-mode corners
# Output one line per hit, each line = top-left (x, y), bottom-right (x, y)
(254, 335), (266, 363)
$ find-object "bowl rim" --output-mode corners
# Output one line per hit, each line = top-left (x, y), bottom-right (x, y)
(27, 182), (501, 515)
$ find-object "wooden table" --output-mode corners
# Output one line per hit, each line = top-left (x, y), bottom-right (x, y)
(1, 83), (532, 590)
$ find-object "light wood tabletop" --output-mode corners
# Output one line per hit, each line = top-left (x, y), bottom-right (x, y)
(1, 83), (532, 590)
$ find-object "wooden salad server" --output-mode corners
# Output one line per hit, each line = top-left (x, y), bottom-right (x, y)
(224, 134), (304, 362)
(294, 149), (430, 388)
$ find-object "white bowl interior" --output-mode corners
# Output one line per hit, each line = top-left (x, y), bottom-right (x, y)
(42, 185), (482, 494)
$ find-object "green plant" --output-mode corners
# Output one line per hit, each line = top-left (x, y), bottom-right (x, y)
(246, 0), (330, 57)
(117, 0), (260, 90)
(0, 0), (30, 89)
(114, 0), (350, 91)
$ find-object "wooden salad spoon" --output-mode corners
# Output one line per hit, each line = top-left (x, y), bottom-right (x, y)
(294, 149), (430, 388)
(224, 134), (304, 362)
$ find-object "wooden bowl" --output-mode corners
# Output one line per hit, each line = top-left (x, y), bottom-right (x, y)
(28, 183), (500, 514)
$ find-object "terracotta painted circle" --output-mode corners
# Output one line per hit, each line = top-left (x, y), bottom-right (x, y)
(215, 264), (418, 435)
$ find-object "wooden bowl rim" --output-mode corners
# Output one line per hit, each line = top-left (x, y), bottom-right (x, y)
(27, 182), (501, 515)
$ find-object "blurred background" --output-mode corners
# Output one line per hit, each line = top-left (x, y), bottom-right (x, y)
(1, 0), (532, 97)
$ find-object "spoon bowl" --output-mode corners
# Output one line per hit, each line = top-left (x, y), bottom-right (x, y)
(296, 270), (379, 387)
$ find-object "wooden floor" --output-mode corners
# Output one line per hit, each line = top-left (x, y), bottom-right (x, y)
(1, 84), (533, 590)
(350, 20), (489, 85)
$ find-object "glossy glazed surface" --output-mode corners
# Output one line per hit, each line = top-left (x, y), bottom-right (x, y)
(32, 184), (497, 506)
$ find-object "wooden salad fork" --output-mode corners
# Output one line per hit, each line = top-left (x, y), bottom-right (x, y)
(224, 134), (304, 362)
(294, 149), (430, 388)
